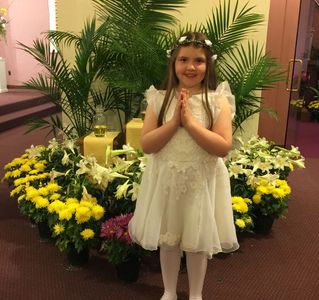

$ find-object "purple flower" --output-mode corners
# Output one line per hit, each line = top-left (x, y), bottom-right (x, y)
(100, 213), (133, 244)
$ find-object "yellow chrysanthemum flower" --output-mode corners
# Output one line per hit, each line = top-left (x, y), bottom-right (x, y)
(79, 200), (94, 208)
(271, 188), (285, 199)
(11, 169), (22, 178)
(48, 200), (65, 213)
(58, 208), (73, 221)
(256, 185), (268, 195)
(252, 193), (262, 204)
(91, 205), (105, 220)
(244, 197), (252, 204)
(259, 179), (268, 186)
(50, 193), (61, 201)
(33, 162), (46, 172)
(29, 170), (40, 175)
(46, 182), (61, 193)
(66, 202), (80, 214)
(38, 187), (49, 196)
(75, 206), (91, 224)
(53, 224), (65, 235)
(65, 197), (79, 205)
(232, 202), (248, 214)
(20, 164), (32, 173)
(80, 228), (95, 240)
(3, 171), (11, 179)
(235, 219), (246, 229)
(18, 195), (25, 202)
(244, 216), (252, 224)
(25, 186), (39, 200)
(34, 196), (49, 208)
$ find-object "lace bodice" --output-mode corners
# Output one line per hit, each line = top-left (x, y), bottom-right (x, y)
(146, 81), (235, 163)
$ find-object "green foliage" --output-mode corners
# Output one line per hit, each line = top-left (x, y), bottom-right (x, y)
(101, 238), (144, 265)
(20, 0), (283, 137)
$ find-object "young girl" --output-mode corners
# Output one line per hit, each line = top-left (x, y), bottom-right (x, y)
(128, 32), (239, 300)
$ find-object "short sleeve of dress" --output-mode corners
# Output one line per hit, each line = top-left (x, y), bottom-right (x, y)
(214, 81), (236, 120)
(144, 85), (163, 116)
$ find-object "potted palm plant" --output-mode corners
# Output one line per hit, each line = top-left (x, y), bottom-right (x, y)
(19, 0), (283, 138)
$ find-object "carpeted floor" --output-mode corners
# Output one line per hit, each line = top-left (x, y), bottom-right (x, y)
(1, 123), (319, 299)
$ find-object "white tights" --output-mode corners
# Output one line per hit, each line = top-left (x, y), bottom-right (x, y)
(160, 247), (207, 300)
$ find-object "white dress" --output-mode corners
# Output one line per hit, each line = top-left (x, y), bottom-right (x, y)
(128, 82), (239, 258)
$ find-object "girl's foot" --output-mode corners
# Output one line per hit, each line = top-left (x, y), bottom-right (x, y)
(160, 291), (177, 300)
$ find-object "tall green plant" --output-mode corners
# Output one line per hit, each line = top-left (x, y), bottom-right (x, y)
(94, 0), (283, 132)
(18, 18), (117, 139)
(21, 0), (283, 137)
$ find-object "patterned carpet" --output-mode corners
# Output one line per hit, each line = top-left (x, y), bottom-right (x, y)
(0, 119), (319, 299)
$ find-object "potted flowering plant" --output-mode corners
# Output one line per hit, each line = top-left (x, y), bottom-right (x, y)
(48, 186), (105, 266)
(100, 213), (145, 282)
(231, 196), (254, 233)
(226, 136), (305, 234)
(0, 7), (7, 40)
(3, 145), (59, 239)
(2, 137), (145, 262)
(307, 100), (319, 122)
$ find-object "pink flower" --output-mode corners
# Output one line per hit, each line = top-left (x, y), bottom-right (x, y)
(100, 213), (133, 244)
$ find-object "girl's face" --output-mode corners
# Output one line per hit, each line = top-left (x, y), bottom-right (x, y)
(174, 46), (207, 93)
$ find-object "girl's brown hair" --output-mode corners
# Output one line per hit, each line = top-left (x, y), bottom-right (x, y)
(158, 32), (217, 128)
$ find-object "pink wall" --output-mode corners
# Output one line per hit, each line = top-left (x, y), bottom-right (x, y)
(0, 0), (49, 86)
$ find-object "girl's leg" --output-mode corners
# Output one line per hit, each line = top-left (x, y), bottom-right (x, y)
(186, 252), (208, 300)
(160, 246), (181, 300)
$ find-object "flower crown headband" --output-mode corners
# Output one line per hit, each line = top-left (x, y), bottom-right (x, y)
(166, 36), (218, 62)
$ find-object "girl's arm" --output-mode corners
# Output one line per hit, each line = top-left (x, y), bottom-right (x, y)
(140, 100), (181, 154)
(181, 95), (233, 157)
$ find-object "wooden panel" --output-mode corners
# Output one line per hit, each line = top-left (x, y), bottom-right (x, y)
(258, 0), (301, 145)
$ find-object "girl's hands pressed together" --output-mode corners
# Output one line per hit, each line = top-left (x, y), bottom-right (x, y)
(180, 88), (194, 128)
(172, 94), (182, 128)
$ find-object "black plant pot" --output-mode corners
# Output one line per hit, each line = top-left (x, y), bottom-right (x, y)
(37, 221), (52, 240)
(253, 212), (275, 235)
(66, 244), (89, 267)
(116, 256), (141, 283)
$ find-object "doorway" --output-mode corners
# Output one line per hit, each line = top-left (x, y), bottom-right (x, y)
(285, 0), (319, 158)
(258, 0), (319, 158)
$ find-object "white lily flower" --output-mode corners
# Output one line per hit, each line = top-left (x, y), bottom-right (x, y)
(128, 182), (140, 201)
(27, 145), (43, 158)
(115, 180), (131, 199)
(47, 138), (59, 152)
(228, 164), (243, 179)
(49, 169), (65, 181)
(76, 159), (92, 175)
(179, 36), (187, 43)
(63, 139), (76, 154)
(61, 150), (71, 166)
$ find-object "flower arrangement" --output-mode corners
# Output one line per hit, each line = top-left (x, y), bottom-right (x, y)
(49, 186), (105, 252)
(307, 100), (319, 113)
(3, 145), (53, 223)
(290, 99), (305, 110)
(3, 134), (305, 259)
(231, 196), (253, 232)
(0, 7), (7, 40)
(2, 138), (145, 260)
(226, 136), (305, 232)
(100, 213), (144, 265)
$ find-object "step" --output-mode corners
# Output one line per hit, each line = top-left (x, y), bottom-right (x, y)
(0, 92), (51, 116)
(0, 102), (61, 132)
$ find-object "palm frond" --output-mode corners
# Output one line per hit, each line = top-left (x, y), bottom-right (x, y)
(204, 0), (264, 59)
(93, 0), (187, 32)
(217, 41), (284, 130)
